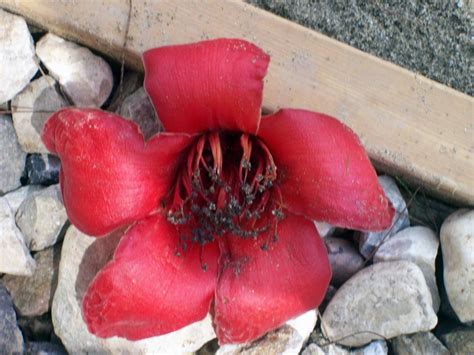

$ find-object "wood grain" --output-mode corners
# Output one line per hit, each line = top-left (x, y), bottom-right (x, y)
(1, 0), (472, 205)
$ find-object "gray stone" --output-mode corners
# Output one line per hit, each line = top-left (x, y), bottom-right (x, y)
(217, 310), (316, 354)
(118, 87), (161, 139)
(36, 33), (113, 107)
(53, 225), (216, 353)
(0, 9), (38, 104)
(3, 185), (41, 213)
(352, 340), (387, 355)
(107, 71), (143, 112)
(325, 237), (364, 286)
(391, 332), (449, 355)
(440, 209), (474, 323)
(24, 153), (61, 185)
(0, 116), (27, 194)
(374, 226), (440, 311)
(27, 341), (67, 355)
(16, 184), (67, 251)
(441, 328), (474, 354)
(359, 176), (409, 258)
(0, 284), (24, 353)
(3, 246), (59, 316)
(0, 197), (36, 276)
(315, 221), (336, 238)
(302, 343), (348, 355)
(322, 261), (437, 347)
(11, 75), (68, 153)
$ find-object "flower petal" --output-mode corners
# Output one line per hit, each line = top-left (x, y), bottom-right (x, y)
(42, 108), (193, 236)
(82, 214), (219, 340)
(143, 38), (269, 134)
(258, 109), (394, 231)
(214, 214), (331, 344)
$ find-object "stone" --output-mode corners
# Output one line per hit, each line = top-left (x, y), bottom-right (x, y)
(373, 226), (440, 311)
(11, 75), (68, 153)
(24, 153), (60, 185)
(16, 184), (67, 251)
(0, 197), (36, 276)
(2, 246), (59, 316)
(27, 341), (67, 355)
(217, 309), (317, 355)
(0, 284), (24, 353)
(322, 261), (437, 347)
(0, 116), (27, 194)
(18, 313), (54, 341)
(358, 176), (409, 258)
(325, 237), (364, 286)
(53, 225), (216, 353)
(302, 343), (346, 355)
(441, 327), (474, 354)
(440, 209), (474, 323)
(391, 332), (449, 355)
(352, 340), (388, 355)
(107, 71), (144, 112)
(118, 87), (161, 139)
(36, 33), (113, 107)
(0, 9), (38, 104)
(3, 184), (41, 213)
(315, 221), (335, 238)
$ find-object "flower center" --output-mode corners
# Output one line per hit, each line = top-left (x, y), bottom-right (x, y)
(164, 132), (284, 248)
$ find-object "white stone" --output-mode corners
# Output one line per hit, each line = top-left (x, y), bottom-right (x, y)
(374, 226), (440, 311)
(118, 87), (160, 139)
(16, 184), (68, 251)
(322, 261), (437, 347)
(0, 9), (38, 104)
(314, 221), (336, 238)
(359, 176), (410, 258)
(352, 340), (388, 355)
(53, 225), (216, 354)
(3, 185), (41, 213)
(36, 33), (113, 107)
(325, 237), (364, 286)
(217, 309), (317, 355)
(0, 197), (36, 276)
(440, 209), (474, 323)
(302, 343), (349, 355)
(11, 75), (68, 153)
(0, 116), (27, 194)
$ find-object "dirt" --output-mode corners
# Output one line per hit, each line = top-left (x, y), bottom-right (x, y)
(249, 0), (473, 96)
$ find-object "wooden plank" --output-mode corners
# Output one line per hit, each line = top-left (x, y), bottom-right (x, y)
(1, 0), (473, 205)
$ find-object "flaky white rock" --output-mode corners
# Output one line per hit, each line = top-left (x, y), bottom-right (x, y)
(322, 261), (437, 347)
(374, 226), (440, 311)
(36, 33), (113, 107)
(53, 225), (216, 354)
(440, 209), (474, 323)
(12, 76), (68, 153)
(0, 9), (38, 104)
(0, 197), (36, 276)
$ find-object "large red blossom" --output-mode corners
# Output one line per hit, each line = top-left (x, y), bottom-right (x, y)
(42, 38), (394, 344)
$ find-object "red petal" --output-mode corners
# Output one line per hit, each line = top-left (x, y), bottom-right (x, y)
(258, 109), (394, 231)
(214, 214), (331, 344)
(82, 214), (219, 340)
(143, 39), (269, 134)
(42, 108), (193, 236)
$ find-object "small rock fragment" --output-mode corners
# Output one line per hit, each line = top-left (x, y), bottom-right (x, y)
(359, 176), (409, 258)
(0, 116), (27, 194)
(322, 261), (437, 347)
(53, 225), (216, 353)
(374, 226), (440, 311)
(325, 237), (364, 286)
(11, 75), (68, 153)
(440, 328), (474, 354)
(0, 284), (24, 353)
(352, 340), (388, 355)
(302, 343), (349, 355)
(3, 246), (59, 316)
(315, 221), (336, 238)
(27, 341), (67, 355)
(18, 313), (54, 342)
(0, 9), (38, 104)
(391, 332), (449, 355)
(107, 71), (143, 112)
(0, 197), (36, 276)
(16, 184), (68, 251)
(217, 309), (317, 355)
(24, 153), (60, 185)
(118, 87), (161, 139)
(440, 209), (474, 323)
(36, 33), (113, 107)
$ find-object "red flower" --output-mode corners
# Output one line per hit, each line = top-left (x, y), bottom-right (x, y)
(42, 39), (394, 344)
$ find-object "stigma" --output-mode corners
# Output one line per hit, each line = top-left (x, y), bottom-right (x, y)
(164, 132), (284, 247)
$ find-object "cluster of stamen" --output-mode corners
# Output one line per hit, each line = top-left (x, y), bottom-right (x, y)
(164, 132), (284, 251)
